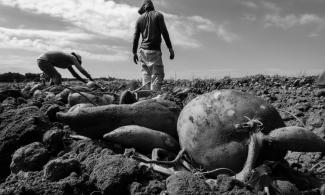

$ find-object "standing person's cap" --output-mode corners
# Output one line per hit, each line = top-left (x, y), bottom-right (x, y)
(138, 0), (155, 15)
(71, 52), (82, 64)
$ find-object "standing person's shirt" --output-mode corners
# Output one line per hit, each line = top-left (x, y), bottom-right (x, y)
(37, 51), (76, 69)
(133, 10), (172, 54)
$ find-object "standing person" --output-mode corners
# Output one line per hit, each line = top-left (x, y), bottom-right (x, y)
(37, 51), (94, 85)
(132, 0), (175, 91)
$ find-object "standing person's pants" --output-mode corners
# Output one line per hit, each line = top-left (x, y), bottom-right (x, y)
(37, 59), (62, 85)
(138, 49), (165, 91)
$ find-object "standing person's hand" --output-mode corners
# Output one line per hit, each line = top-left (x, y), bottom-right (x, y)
(133, 54), (139, 64)
(169, 48), (175, 60)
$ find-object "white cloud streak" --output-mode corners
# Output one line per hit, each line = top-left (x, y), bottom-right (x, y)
(264, 14), (324, 30)
(169, 15), (239, 45)
(0, 27), (129, 61)
(241, 1), (258, 9)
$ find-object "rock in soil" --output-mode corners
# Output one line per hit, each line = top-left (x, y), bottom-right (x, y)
(10, 142), (50, 173)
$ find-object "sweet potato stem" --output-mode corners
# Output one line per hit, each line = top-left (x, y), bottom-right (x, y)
(132, 149), (186, 166)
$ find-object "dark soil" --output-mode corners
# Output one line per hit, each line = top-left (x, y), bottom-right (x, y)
(0, 75), (324, 194)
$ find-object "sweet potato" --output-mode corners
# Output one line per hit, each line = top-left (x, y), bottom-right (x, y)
(177, 89), (285, 172)
(57, 99), (181, 139)
(68, 92), (114, 107)
(68, 103), (94, 112)
(103, 125), (179, 153)
(267, 126), (325, 152)
(119, 90), (137, 104)
(55, 88), (70, 103)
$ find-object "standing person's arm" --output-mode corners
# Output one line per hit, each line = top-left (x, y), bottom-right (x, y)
(71, 58), (94, 81)
(158, 14), (174, 60)
(67, 66), (87, 83)
(132, 19), (141, 64)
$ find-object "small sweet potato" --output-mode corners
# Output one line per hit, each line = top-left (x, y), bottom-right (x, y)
(103, 125), (179, 153)
(268, 126), (325, 152)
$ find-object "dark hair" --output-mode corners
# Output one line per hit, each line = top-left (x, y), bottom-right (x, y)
(71, 52), (82, 64)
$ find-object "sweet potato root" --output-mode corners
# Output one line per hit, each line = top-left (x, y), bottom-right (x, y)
(103, 125), (179, 153)
(267, 126), (325, 152)
(57, 99), (180, 139)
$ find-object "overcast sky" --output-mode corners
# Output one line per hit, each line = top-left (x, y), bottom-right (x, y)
(0, 0), (324, 79)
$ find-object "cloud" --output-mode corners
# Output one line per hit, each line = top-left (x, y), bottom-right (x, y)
(261, 1), (281, 13)
(0, 0), (138, 40)
(241, 1), (258, 9)
(0, 27), (93, 43)
(243, 14), (257, 22)
(0, 27), (129, 61)
(264, 14), (324, 29)
(168, 15), (239, 45)
(216, 25), (239, 42)
(0, 0), (239, 49)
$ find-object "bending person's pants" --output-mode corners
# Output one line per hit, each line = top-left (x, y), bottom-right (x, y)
(139, 49), (165, 91)
(37, 59), (62, 85)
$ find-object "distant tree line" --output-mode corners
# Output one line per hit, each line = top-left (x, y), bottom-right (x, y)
(0, 72), (41, 82)
(0, 72), (93, 83)
(0, 72), (123, 83)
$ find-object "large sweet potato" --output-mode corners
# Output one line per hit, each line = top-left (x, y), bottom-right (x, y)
(177, 89), (285, 172)
(57, 99), (181, 139)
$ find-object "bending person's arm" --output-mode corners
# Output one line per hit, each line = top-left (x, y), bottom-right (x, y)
(72, 58), (94, 81)
(68, 66), (87, 83)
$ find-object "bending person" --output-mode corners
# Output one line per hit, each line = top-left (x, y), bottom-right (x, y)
(37, 51), (93, 85)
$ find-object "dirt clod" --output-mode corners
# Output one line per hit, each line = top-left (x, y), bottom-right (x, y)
(90, 154), (139, 194)
(10, 142), (50, 173)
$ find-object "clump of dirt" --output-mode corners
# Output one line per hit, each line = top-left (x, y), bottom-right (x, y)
(129, 180), (166, 195)
(0, 169), (96, 195)
(166, 171), (211, 194)
(0, 105), (51, 180)
(207, 174), (263, 195)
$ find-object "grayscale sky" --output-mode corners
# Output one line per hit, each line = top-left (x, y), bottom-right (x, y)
(0, 0), (324, 79)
